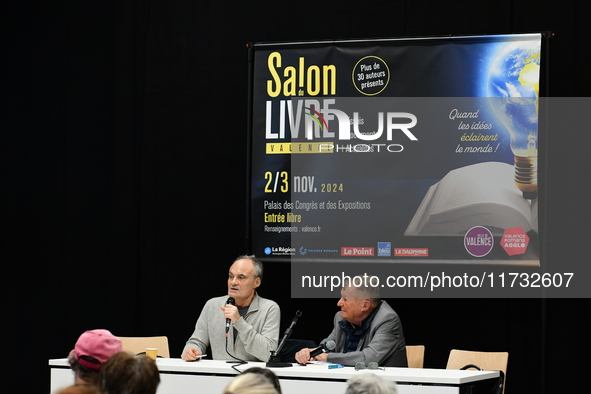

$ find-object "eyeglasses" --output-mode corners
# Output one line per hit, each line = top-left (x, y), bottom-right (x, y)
(354, 362), (385, 371)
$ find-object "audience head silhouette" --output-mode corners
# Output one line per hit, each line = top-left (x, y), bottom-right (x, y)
(68, 329), (123, 385)
(54, 384), (103, 394)
(345, 373), (399, 394)
(98, 352), (160, 394)
(223, 371), (279, 394)
(241, 367), (282, 393)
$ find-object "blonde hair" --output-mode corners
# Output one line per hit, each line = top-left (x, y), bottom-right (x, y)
(223, 372), (279, 394)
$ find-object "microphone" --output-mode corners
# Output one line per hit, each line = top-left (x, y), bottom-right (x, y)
(225, 297), (235, 334)
(309, 340), (336, 358)
(267, 310), (303, 368)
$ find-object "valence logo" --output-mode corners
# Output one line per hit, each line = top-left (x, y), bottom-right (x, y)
(500, 227), (530, 256)
(464, 226), (494, 257)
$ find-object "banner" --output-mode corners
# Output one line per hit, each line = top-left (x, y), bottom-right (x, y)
(249, 34), (542, 269)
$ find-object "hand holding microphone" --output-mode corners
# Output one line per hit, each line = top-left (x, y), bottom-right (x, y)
(309, 340), (336, 357)
(295, 340), (336, 364)
(222, 297), (236, 335)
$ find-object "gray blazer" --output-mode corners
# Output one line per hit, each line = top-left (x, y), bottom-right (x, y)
(323, 300), (407, 367)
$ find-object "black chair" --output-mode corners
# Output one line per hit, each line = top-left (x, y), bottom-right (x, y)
(278, 339), (317, 363)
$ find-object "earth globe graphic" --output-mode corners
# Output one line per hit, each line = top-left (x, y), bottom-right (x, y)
(487, 40), (540, 199)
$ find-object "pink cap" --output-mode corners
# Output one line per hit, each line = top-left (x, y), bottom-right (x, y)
(74, 329), (123, 370)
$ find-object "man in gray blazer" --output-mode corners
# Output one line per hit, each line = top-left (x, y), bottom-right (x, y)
(295, 278), (407, 367)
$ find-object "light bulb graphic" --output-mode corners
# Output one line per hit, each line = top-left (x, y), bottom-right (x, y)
(488, 40), (540, 199)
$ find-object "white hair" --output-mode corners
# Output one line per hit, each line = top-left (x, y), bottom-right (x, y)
(345, 373), (398, 394)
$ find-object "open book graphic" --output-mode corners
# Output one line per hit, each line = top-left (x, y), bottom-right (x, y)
(405, 161), (538, 236)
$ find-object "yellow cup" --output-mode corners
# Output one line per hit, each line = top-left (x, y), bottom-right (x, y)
(145, 348), (158, 360)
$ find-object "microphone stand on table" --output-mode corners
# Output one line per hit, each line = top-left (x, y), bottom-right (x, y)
(266, 310), (302, 368)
